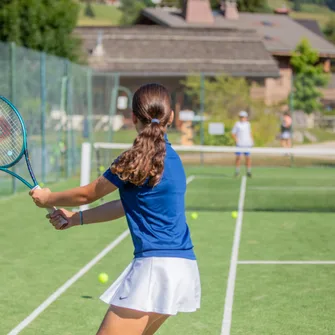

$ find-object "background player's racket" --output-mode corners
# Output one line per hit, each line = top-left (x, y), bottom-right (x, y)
(0, 96), (67, 226)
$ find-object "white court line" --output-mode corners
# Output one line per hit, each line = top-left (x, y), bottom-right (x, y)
(238, 261), (335, 265)
(8, 175), (197, 335)
(8, 230), (130, 335)
(221, 176), (247, 335)
(249, 187), (335, 191)
(189, 175), (229, 180)
(186, 175), (195, 184)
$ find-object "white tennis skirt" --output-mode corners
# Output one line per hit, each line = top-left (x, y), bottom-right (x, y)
(100, 257), (201, 315)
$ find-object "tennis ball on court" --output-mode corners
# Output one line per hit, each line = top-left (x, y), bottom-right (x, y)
(232, 211), (238, 219)
(98, 273), (109, 284)
(99, 165), (105, 173)
(191, 212), (199, 220)
(39, 182), (45, 188)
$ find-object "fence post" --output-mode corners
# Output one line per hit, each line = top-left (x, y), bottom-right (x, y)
(86, 68), (93, 146)
(108, 73), (120, 143)
(69, 70), (76, 176)
(40, 52), (47, 183)
(200, 73), (205, 164)
(65, 60), (72, 178)
(289, 73), (294, 167)
(10, 42), (17, 193)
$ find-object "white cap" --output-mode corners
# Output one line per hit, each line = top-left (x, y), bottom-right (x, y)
(239, 111), (248, 118)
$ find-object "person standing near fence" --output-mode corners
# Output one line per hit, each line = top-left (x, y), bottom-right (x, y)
(280, 112), (292, 148)
(232, 111), (253, 178)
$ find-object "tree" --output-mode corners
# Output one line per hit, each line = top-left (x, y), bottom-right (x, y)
(237, 0), (271, 13)
(182, 75), (278, 146)
(325, 0), (335, 11)
(290, 39), (329, 114)
(85, 0), (95, 18)
(293, 0), (302, 11)
(161, 0), (182, 6)
(120, 0), (155, 25)
(209, 0), (220, 9)
(0, 0), (81, 62)
(183, 75), (251, 121)
(176, 0), (220, 9)
(323, 16), (335, 44)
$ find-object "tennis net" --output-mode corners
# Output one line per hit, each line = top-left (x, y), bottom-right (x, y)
(81, 142), (335, 213)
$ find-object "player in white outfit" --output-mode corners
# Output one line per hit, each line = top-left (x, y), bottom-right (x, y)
(232, 111), (253, 178)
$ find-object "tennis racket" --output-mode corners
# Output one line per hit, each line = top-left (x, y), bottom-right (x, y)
(0, 96), (67, 226)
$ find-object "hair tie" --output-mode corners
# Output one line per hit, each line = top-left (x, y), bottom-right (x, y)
(151, 119), (160, 124)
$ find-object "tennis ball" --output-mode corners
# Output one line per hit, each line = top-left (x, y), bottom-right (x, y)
(99, 165), (105, 173)
(39, 182), (45, 188)
(232, 211), (238, 219)
(191, 212), (199, 220)
(98, 273), (109, 284)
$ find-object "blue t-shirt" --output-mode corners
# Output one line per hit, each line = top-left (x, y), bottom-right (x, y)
(103, 136), (195, 260)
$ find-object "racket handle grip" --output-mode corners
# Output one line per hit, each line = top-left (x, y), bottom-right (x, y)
(33, 185), (68, 226)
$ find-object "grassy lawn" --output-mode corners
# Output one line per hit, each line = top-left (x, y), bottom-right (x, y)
(267, 0), (335, 28)
(75, 1), (335, 29)
(232, 265), (335, 335)
(307, 128), (335, 142)
(78, 3), (122, 26)
(290, 11), (334, 27)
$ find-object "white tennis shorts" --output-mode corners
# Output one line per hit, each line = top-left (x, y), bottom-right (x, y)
(281, 131), (291, 140)
(100, 257), (201, 315)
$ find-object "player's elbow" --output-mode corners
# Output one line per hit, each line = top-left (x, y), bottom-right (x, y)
(83, 193), (100, 205)
(79, 186), (98, 205)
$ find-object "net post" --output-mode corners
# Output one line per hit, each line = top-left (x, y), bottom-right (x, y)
(40, 52), (47, 184)
(107, 73), (120, 143)
(95, 144), (105, 205)
(10, 42), (17, 194)
(80, 142), (92, 211)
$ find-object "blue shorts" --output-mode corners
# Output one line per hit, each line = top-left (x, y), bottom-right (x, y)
(235, 146), (251, 156)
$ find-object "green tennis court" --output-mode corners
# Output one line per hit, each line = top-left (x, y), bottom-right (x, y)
(1, 165), (335, 335)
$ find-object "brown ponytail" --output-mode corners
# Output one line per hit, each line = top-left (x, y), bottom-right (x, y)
(112, 83), (172, 187)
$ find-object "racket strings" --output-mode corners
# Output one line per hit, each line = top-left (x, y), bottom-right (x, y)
(0, 101), (24, 167)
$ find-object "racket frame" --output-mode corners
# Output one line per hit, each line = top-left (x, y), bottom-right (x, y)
(0, 96), (38, 189)
(0, 96), (68, 225)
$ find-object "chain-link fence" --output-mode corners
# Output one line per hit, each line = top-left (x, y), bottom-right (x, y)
(0, 42), (121, 197)
(1, 42), (334, 197)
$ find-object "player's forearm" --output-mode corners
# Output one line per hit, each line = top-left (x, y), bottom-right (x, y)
(79, 200), (125, 225)
(47, 187), (94, 207)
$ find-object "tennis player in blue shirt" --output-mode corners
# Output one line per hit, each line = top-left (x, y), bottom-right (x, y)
(30, 83), (201, 335)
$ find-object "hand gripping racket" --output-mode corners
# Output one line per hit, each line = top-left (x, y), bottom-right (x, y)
(0, 96), (67, 226)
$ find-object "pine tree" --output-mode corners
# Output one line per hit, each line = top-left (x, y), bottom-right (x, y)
(290, 39), (329, 114)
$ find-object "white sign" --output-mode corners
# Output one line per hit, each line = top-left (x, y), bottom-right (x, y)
(179, 110), (195, 121)
(208, 123), (225, 135)
(117, 96), (128, 110)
